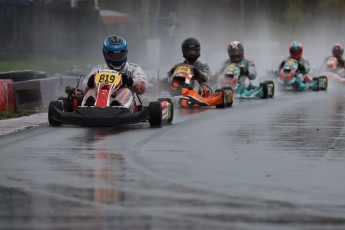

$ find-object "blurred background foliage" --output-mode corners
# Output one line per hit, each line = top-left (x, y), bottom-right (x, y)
(1, 0), (345, 74)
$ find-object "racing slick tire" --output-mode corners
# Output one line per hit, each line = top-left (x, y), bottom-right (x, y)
(215, 89), (226, 109)
(221, 87), (234, 107)
(149, 101), (162, 127)
(157, 97), (174, 124)
(265, 80), (275, 98)
(48, 101), (62, 126)
(318, 76), (328, 91)
(260, 82), (268, 99)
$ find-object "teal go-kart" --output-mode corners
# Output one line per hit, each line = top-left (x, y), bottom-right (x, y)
(277, 58), (327, 91)
(215, 63), (274, 99)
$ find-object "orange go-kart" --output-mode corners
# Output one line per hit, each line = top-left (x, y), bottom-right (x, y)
(168, 64), (233, 108)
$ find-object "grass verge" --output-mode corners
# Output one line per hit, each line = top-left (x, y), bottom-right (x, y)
(0, 58), (101, 75)
(0, 108), (46, 120)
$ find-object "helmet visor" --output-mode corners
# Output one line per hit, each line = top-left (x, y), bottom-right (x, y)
(104, 50), (127, 61)
(231, 54), (242, 59)
(230, 54), (242, 62)
(290, 48), (301, 56)
(333, 49), (343, 57)
(185, 48), (199, 56)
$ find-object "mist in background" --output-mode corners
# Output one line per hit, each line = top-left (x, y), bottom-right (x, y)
(1, 0), (345, 79)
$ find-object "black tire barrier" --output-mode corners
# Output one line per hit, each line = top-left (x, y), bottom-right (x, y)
(10, 76), (82, 111)
(13, 80), (42, 110)
(0, 70), (47, 82)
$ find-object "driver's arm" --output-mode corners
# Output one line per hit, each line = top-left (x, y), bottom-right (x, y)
(196, 61), (212, 82)
(298, 58), (310, 74)
(128, 64), (148, 95)
(337, 57), (345, 67)
(83, 71), (96, 94)
(247, 60), (257, 80)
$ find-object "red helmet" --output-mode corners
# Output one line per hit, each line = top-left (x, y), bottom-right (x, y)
(332, 43), (343, 58)
(289, 41), (303, 59)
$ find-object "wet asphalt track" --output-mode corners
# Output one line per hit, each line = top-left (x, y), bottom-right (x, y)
(0, 82), (345, 230)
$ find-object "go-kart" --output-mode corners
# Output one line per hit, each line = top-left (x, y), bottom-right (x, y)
(319, 57), (345, 83)
(216, 63), (274, 99)
(48, 69), (173, 127)
(166, 64), (233, 108)
(277, 58), (328, 91)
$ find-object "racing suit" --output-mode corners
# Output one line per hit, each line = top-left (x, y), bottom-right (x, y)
(168, 60), (212, 91)
(215, 58), (257, 90)
(82, 62), (148, 112)
(279, 57), (310, 82)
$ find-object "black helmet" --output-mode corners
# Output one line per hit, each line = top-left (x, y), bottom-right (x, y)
(332, 43), (344, 58)
(228, 41), (244, 62)
(102, 35), (128, 70)
(182, 37), (200, 63)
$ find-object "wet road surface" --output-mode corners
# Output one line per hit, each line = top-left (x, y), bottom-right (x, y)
(1, 83), (345, 230)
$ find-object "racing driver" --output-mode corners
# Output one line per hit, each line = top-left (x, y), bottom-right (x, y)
(214, 40), (257, 91)
(82, 35), (148, 112)
(168, 37), (212, 93)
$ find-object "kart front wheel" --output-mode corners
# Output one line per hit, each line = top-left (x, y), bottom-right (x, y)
(318, 76), (328, 91)
(265, 80), (275, 98)
(157, 97), (174, 124)
(149, 101), (162, 127)
(48, 101), (62, 126)
(222, 87), (234, 107)
(312, 77), (320, 91)
(260, 82), (268, 99)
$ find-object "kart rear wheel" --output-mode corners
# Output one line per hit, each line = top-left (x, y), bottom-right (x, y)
(265, 80), (275, 98)
(157, 97), (174, 124)
(260, 82), (268, 99)
(318, 76), (328, 91)
(48, 101), (62, 126)
(149, 101), (162, 127)
(215, 89), (226, 109)
(222, 87), (234, 107)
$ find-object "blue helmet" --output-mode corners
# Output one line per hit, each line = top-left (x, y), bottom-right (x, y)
(102, 35), (128, 70)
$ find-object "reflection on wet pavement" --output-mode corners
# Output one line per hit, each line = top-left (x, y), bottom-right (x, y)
(1, 86), (345, 229)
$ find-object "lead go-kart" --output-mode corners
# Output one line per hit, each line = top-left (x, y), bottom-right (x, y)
(215, 63), (274, 99)
(277, 58), (328, 91)
(48, 69), (174, 127)
(318, 57), (345, 83)
(163, 64), (233, 108)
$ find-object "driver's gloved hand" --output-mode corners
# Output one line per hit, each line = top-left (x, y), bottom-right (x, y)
(298, 61), (306, 72)
(87, 74), (95, 88)
(193, 67), (200, 79)
(121, 73), (134, 87)
(240, 66), (249, 75)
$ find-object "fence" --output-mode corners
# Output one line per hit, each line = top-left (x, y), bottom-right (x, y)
(0, 1), (105, 60)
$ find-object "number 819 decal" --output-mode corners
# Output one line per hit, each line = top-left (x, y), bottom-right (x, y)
(95, 73), (121, 85)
